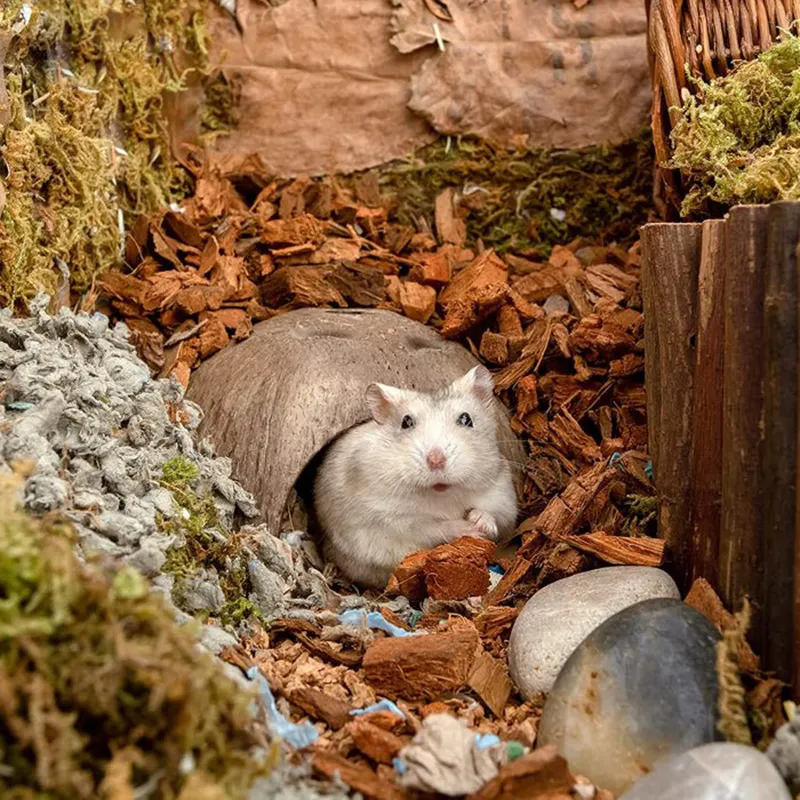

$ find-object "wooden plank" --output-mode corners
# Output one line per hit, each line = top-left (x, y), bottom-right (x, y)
(689, 219), (726, 587)
(720, 205), (769, 656)
(796, 235), (800, 693)
(641, 222), (702, 591)
(761, 202), (800, 682)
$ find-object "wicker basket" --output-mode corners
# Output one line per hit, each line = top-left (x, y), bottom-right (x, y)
(647, 0), (799, 217)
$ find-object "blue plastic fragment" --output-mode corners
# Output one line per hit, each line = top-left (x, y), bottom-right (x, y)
(6, 401), (34, 411)
(474, 733), (501, 750)
(488, 563), (505, 576)
(607, 451), (623, 467)
(246, 666), (318, 749)
(393, 757), (408, 775)
(645, 460), (654, 480)
(350, 699), (406, 719)
(339, 608), (421, 637)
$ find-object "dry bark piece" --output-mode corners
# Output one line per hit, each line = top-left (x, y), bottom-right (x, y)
(289, 687), (351, 730)
(435, 188), (467, 247)
(387, 536), (496, 602)
(563, 532), (665, 567)
(425, 537), (497, 600)
(98, 271), (147, 306)
(467, 649), (512, 718)
(569, 315), (637, 362)
(440, 249), (508, 306)
(548, 412), (602, 464)
(441, 283), (509, 338)
(548, 245), (582, 270)
(474, 606), (520, 640)
(261, 266), (347, 308)
(386, 549), (430, 603)
(209, 309), (253, 341)
(312, 752), (407, 800)
(398, 281), (436, 324)
(511, 270), (564, 303)
(175, 285), (225, 315)
(684, 578), (759, 673)
(126, 318), (165, 371)
(469, 745), (573, 800)
(348, 720), (406, 764)
(409, 249), (453, 286)
(198, 316), (230, 359)
(357, 710), (407, 733)
(362, 628), (480, 701)
(261, 213), (327, 247)
(497, 304), (524, 337)
(480, 331), (510, 366)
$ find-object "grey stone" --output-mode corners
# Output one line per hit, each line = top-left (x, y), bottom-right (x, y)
(544, 294), (570, 316)
(508, 566), (680, 697)
(248, 558), (286, 616)
(767, 716), (800, 795)
(620, 743), (792, 800)
(538, 598), (721, 797)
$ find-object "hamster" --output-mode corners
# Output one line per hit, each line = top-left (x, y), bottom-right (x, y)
(313, 364), (518, 588)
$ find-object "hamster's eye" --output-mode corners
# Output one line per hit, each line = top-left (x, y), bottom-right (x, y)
(457, 412), (473, 427)
(401, 414), (415, 430)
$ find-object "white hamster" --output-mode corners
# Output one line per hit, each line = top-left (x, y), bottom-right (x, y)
(313, 364), (518, 588)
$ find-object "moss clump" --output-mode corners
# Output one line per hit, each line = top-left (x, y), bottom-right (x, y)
(161, 455), (201, 488)
(159, 461), (262, 625)
(0, 76), (120, 305)
(0, 0), (228, 305)
(0, 471), (264, 797)
(200, 71), (242, 146)
(670, 32), (800, 216)
(376, 130), (654, 256)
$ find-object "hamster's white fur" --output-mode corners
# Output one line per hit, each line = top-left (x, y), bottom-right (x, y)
(313, 365), (518, 588)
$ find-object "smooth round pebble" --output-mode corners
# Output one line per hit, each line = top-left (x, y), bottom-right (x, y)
(508, 566), (679, 697)
(620, 742), (792, 800)
(538, 597), (721, 796)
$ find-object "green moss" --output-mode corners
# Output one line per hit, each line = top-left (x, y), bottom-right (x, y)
(161, 455), (201, 488)
(376, 130), (654, 256)
(159, 465), (261, 625)
(0, 0), (228, 305)
(670, 32), (800, 215)
(620, 494), (658, 538)
(200, 71), (241, 145)
(0, 76), (120, 305)
(0, 471), (265, 797)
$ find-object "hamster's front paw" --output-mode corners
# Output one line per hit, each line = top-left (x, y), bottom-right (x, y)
(466, 509), (498, 540)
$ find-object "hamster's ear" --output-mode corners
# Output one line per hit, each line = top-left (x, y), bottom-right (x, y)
(366, 383), (403, 424)
(453, 365), (494, 404)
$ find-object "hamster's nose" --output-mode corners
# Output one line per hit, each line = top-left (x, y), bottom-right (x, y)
(426, 448), (446, 471)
